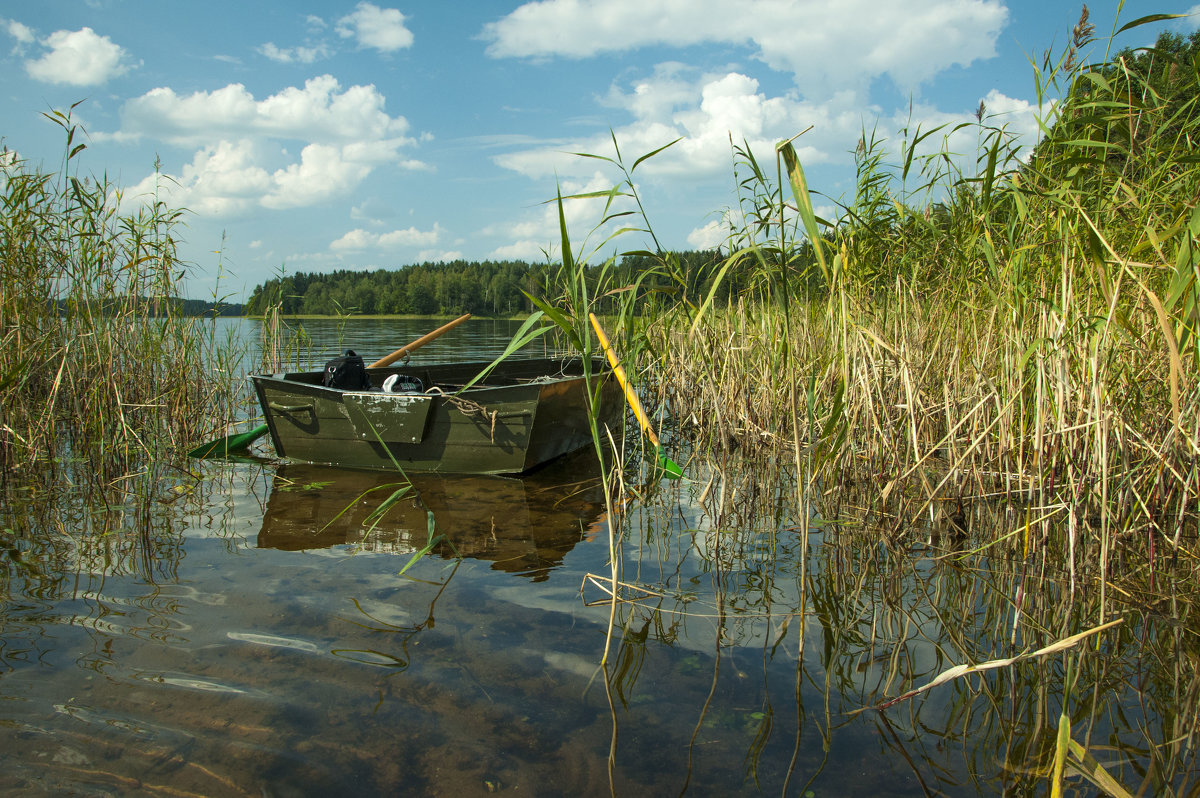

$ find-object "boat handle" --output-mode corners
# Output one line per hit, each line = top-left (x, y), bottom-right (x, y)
(495, 409), (533, 419)
(269, 401), (315, 413)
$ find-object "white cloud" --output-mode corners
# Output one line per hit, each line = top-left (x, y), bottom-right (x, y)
(881, 88), (1045, 190)
(484, 0), (1006, 96)
(265, 144), (373, 209)
(494, 58), (1047, 204)
(258, 42), (332, 64)
(488, 240), (552, 261)
(25, 26), (130, 86)
(122, 140), (271, 216)
(119, 75), (411, 147)
(686, 219), (727, 250)
(336, 3), (413, 52)
(487, 46), (1049, 262)
(415, 249), (463, 262)
(329, 228), (377, 251)
(115, 76), (426, 218)
(379, 224), (442, 247)
(496, 69), (840, 184)
(482, 172), (625, 262)
(330, 223), (443, 251)
(5, 18), (35, 49)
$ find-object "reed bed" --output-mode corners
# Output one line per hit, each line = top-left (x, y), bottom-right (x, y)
(0, 110), (244, 494)
(629, 13), (1199, 566)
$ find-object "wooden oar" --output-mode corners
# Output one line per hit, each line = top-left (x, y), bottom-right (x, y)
(187, 314), (472, 458)
(589, 313), (683, 479)
(369, 313), (471, 367)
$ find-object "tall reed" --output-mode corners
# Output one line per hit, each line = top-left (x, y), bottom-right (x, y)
(634, 10), (1197, 568)
(0, 109), (242, 493)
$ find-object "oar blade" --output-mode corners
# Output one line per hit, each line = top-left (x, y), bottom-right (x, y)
(655, 447), (684, 480)
(187, 423), (269, 458)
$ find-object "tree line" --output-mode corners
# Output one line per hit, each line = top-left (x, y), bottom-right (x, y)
(243, 251), (760, 317)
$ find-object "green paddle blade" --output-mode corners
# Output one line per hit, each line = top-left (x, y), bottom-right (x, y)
(653, 446), (684, 480)
(187, 423), (269, 458)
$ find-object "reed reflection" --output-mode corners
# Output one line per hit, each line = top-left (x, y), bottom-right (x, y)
(588, 452), (1200, 795)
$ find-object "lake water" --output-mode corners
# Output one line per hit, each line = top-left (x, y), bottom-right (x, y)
(1, 318), (1195, 796)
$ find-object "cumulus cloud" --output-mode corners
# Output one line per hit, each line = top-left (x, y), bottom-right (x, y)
(258, 41), (332, 64)
(487, 50), (1047, 262)
(686, 219), (727, 250)
(882, 88), (1045, 186)
(495, 55), (1046, 195)
(482, 172), (623, 261)
(336, 3), (413, 52)
(24, 26), (131, 85)
(123, 141), (270, 216)
(265, 144), (374, 208)
(330, 223), (444, 251)
(483, 0), (1007, 96)
(116, 75), (426, 218)
(4, 18), (35, 50)
(496, 68), (840, 183)
(118, 75), (411, 146)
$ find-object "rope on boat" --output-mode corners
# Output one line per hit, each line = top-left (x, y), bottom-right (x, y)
(424, 387), (498, 442)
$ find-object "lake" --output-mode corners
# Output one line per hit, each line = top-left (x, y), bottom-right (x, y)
(0, 317), (1194, 796)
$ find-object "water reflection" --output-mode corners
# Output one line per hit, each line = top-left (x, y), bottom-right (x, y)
(258, 452), (607, 581)
(4, 317), (1199, 796)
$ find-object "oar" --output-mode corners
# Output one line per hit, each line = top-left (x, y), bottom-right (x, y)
(187, 314), (472, 458)
(588, 313), (683, 479)
(368, 313), (470, 367)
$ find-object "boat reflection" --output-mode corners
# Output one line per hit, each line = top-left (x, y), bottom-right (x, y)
(258, 451), (607, 581)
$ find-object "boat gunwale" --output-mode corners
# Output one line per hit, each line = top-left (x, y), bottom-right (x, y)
(249, 355), (608, 398)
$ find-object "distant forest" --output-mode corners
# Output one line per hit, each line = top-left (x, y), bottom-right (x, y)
(243, 250), (759, 316)
(176, 298), (246, 316)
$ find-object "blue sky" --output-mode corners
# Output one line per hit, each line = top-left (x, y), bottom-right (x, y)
(3, 1), (1196, 301)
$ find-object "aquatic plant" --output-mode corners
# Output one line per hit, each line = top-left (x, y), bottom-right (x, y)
(633, 9), (1198, 564)
(543, 8), (1200, 795)
(0, 108), (243, 492)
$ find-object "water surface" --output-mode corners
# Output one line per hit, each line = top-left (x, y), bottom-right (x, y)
(1, 318), (1195, 796)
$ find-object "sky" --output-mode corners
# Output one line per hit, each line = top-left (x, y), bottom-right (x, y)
(3, 1), (1197, 301)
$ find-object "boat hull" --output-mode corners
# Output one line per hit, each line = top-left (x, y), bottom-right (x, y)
(251, 357), (621, 474)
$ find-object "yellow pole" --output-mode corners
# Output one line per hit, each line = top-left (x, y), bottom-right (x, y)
(589, 313), (660, 447)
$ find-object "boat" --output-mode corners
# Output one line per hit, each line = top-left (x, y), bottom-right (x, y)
(250, 356), (621, 474)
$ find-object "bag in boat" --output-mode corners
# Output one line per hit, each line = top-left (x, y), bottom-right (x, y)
(323, 350), (372, 390)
